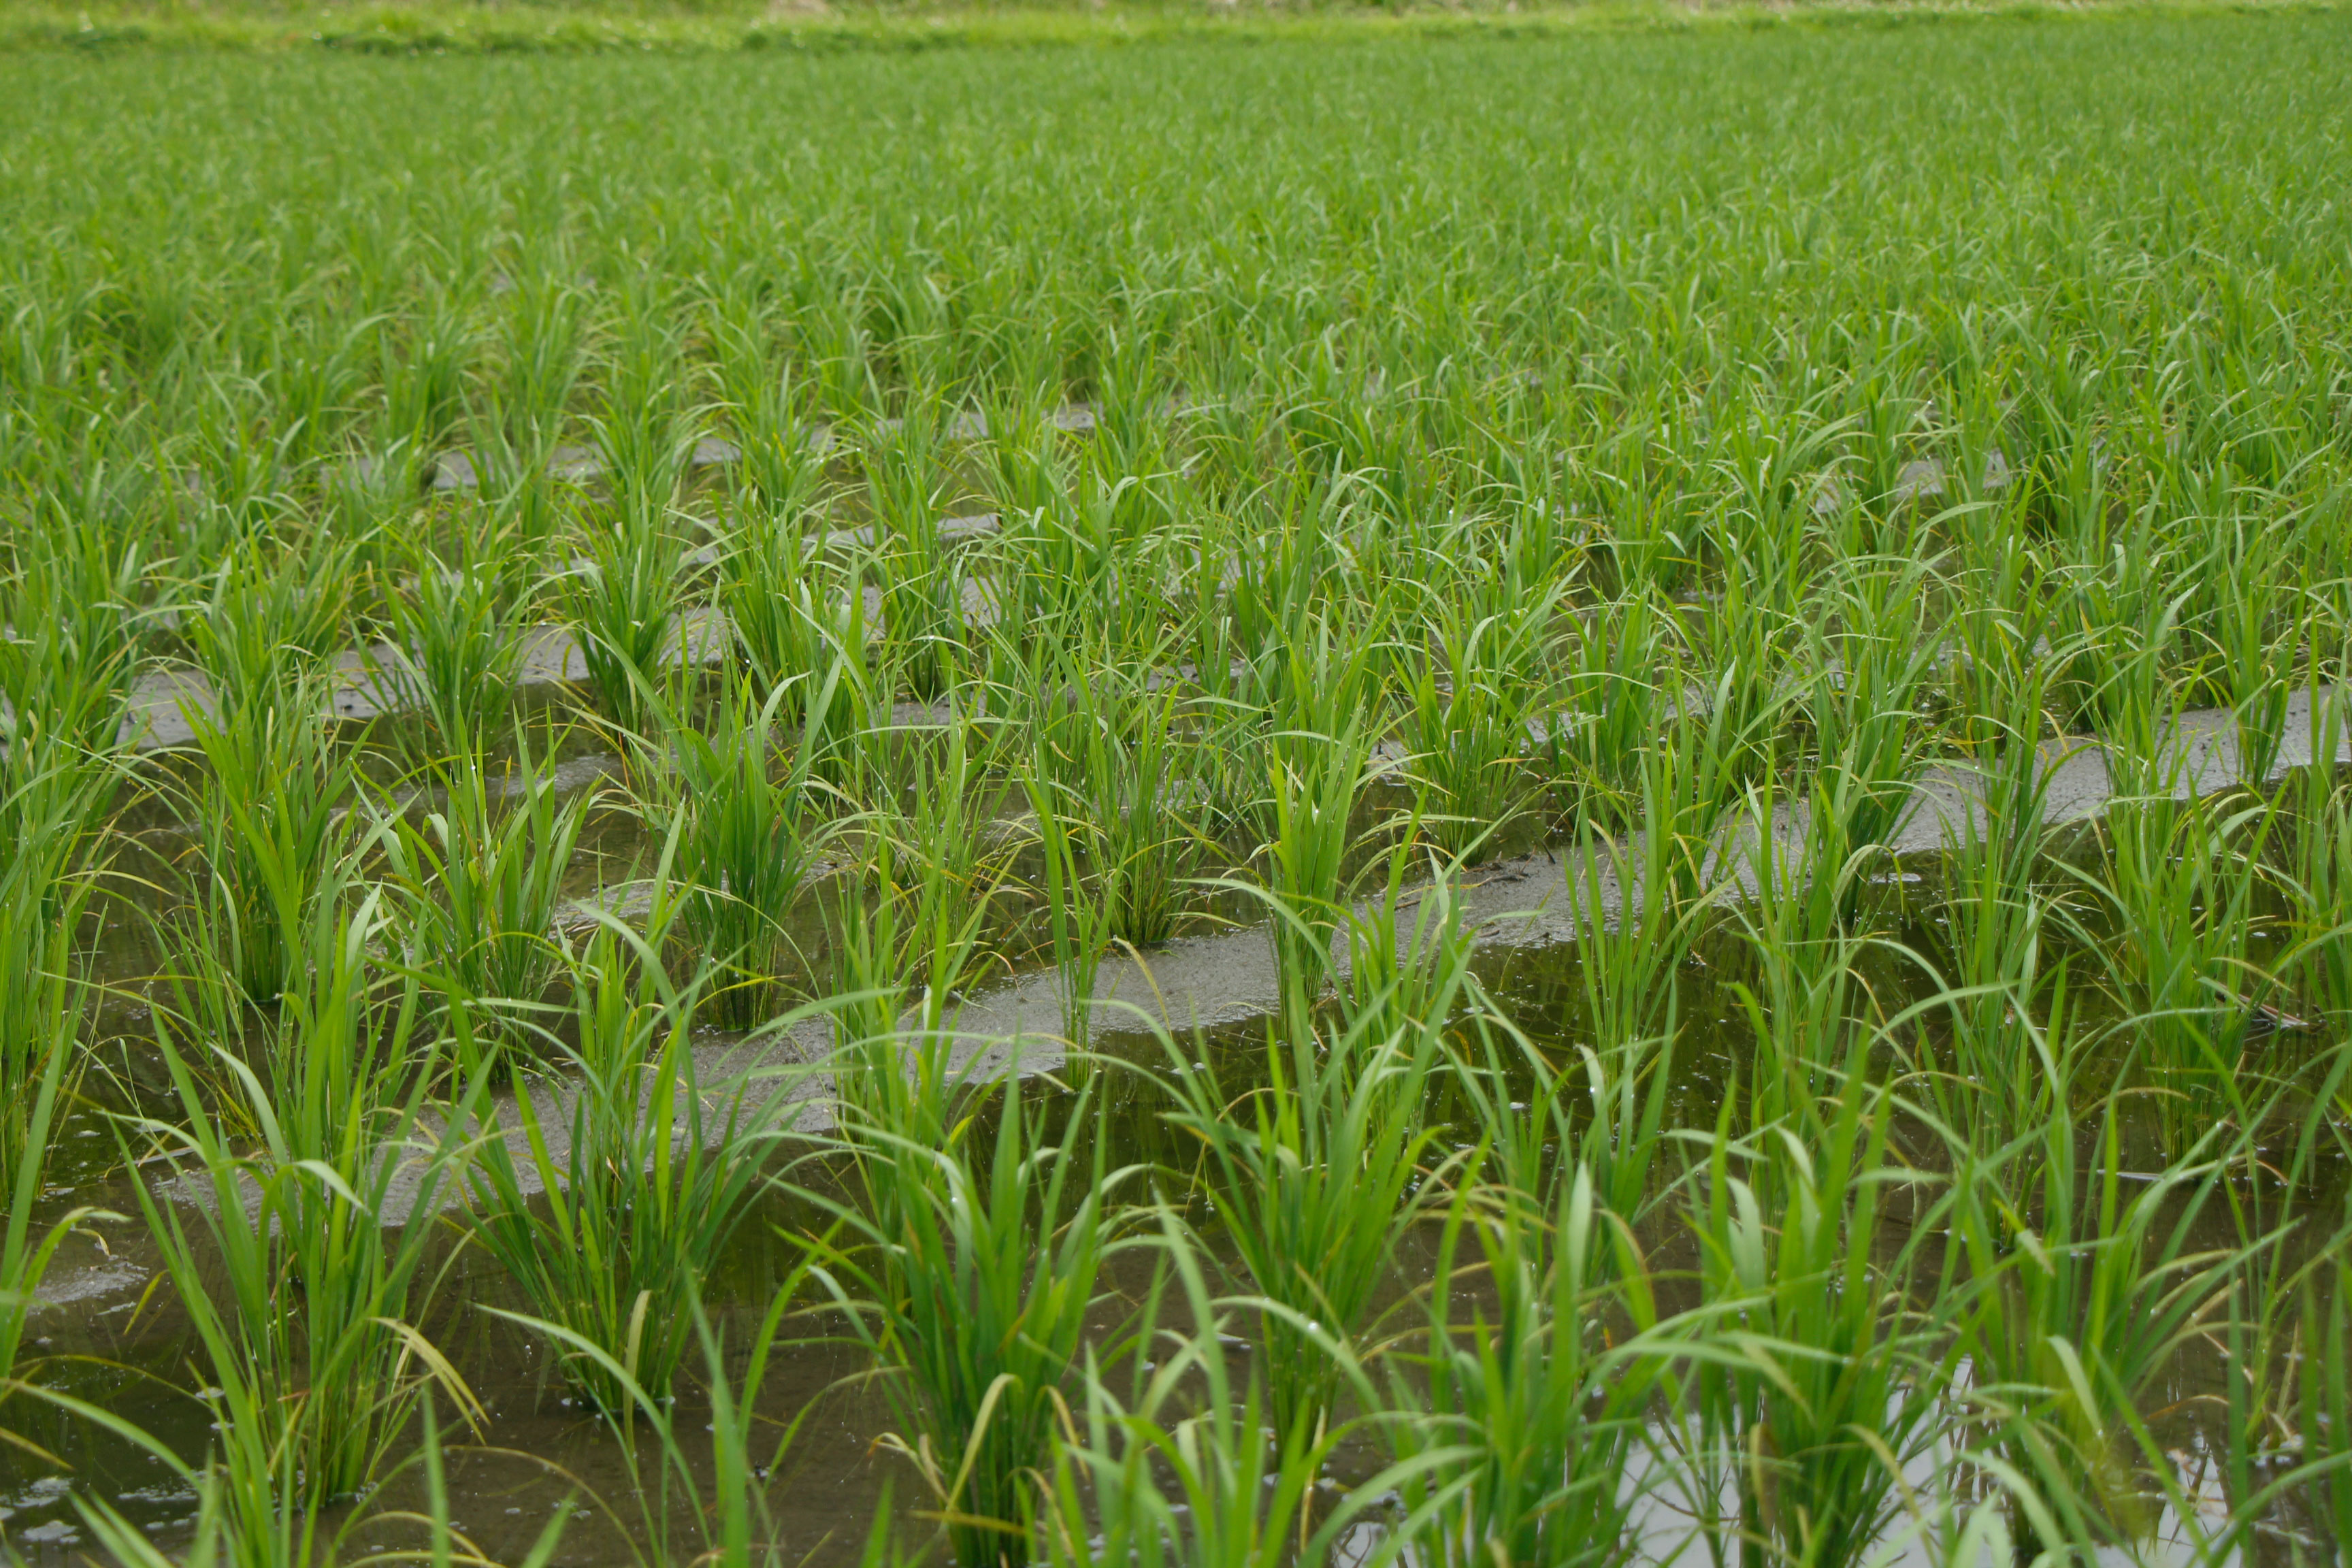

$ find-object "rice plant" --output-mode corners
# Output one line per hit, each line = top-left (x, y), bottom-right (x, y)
(2068, 784), (2276, 1156)
(1029, 643), (1204, 949)
(1243, 623), (1380, 1027)
(1, 1018), (95, 1393)
(1154, 933), (1450, 1444)
(565, 512), (687, 739)
(368, 549), (533, 762)
(1386, 1162), (1673, 1568)
(661, 670), (840, 1028)
(1020, 753), (1114, 1051)
(1394, 576), (1560, 861)
(376, 738), (585, 1064)
(126, 883), (478, 1537)
(1036, 1209), (1407, 1568)
(1944, 1096), (2242, 1555)
(184, 536), (353, 723)
(181, 682), (363, 1003)
(465, 905), (825, 1416)
(0, 525), (144, 753)
(803, 1079), (1132, 1568)
(1667, 1079), (1959, 1568)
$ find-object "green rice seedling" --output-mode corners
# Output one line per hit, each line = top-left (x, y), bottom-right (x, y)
(487, 1281), (818, 1568)
(496, 270), (591, 458)
(663, 670), (840, 1029)
(1207, 489), (1349, 719)
(1386, 1161), (1672, 1568)
(368, 549), (532, 762)
(865, 411), (968, 702)
(823, 836), (994, 1172)
(185, 536), (354, 723)
(380, 285), (476, 451)
(182, 682), (363, 1002)
(722, 512), (877, 768)
(1034, 642), (1203, 949)
(0, 865), (88, 1197)
(129, 883), (478, 1527)
(2187, 1200), (2347, 1567)
(714, 316), (827, 520)
(2288, 1263), (2352, 1558)
(1020, 753), (1113, 1053)
(1926, 674), (2063, 1152)
(1945, 1094), (2240, 1556)
(0, 730), (116, 1175)
(565, 512), (687, 740)
(1678, 557), (1800, 792)
(2204, 520), (2296, 785)
(1154, 957), (1447, 1444)
(1730, 782), (1882, 1132)
(803, 1078), (1132, 1568)
(1544, 823), (1709, 1218)
(2278, 687), (2352, 1044)
(1336, 843), (1479, 1057)
(2068, 785), (2274, 1157)
(1667, 1081), (1956, 1568)
(721, 507), (826, 691)
(2051, 537), (2198, 789)
(1799, 556), (1939, 921)
(466, 906), (823, 1416)
(1550, 587), (1665, 833)
(1007, 463), (1167, 654)
(1224, 619), (1383, 1026)
(1036, 1209), (1407, 1568)
(590, 290), (700, 527)
(1942, 492), (2056, 755)
(1642, 663), (1779, 914)
(58, 1386), (568, 1568)
(1395, 577), (1561, 861)
(1252, 714), (1374, 1030)
(871, 704), (1020, 951)
(1564, 796), (1715, 1057)
(802, 286), (882, 420)
(376, 738), (585, 1066)
(0, 523), (145, 753)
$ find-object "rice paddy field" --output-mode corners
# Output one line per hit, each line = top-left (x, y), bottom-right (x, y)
(5, 8), (2352, 1566)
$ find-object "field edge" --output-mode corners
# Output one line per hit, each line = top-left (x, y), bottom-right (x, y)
(5, 0), (2341, 55)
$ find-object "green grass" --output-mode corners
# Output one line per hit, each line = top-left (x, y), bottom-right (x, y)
(5, 8), (2352, 1565)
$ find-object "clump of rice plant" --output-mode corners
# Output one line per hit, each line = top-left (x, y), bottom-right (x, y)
(1231, 619), (1382, 1027)
(1154, 909), (1452, 1444)
(1394, 572), (1561, 860)
(181, 680), (362, 1003)
(803, 1079), (1131, 1568)
(1032, 644), (1205, 949)
(1, 1016), (93, 1388)
(722, 507), (875, 749)
(1667, 1079), (1956, 1568)
(1036, 1209), (1403, 1568)
(127, 882), (477, 1534)
(377, 736), (585, 1066)
(184, 535), (353, 722)
(1020, 752), (1114, 1052)
(368, 549), (533, 762)
(1389, 1161), (1671, 1568)
(0, 525), (145, 753)
(660, 670), (842, 1028)
(564, 514), (686, 740)
(466, 905), (823, 1416)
